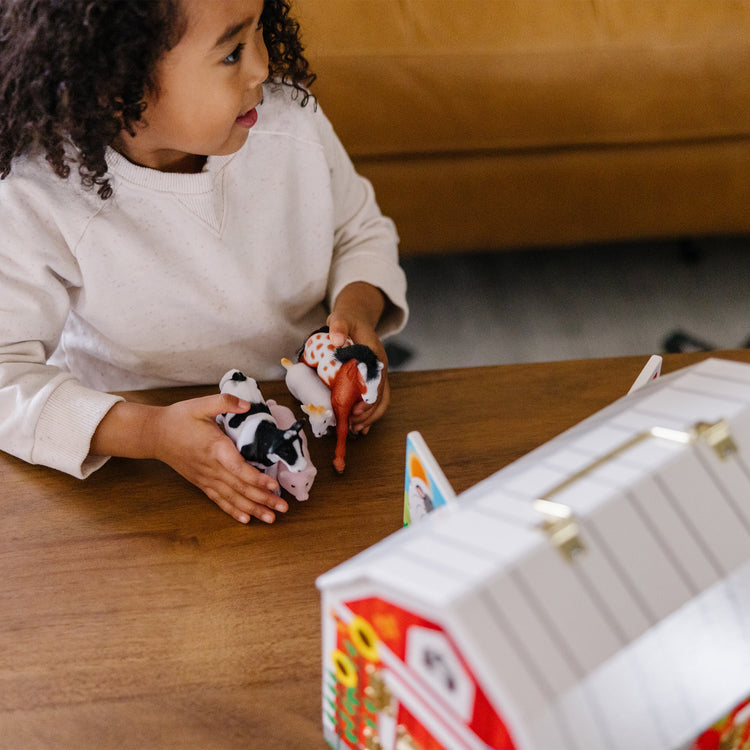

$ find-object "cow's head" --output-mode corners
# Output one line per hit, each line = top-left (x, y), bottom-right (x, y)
(301, 403), (335, 436)
(268, 421), (307, 472)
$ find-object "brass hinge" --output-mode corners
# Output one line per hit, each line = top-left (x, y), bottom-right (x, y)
(534, 419), (736, 561)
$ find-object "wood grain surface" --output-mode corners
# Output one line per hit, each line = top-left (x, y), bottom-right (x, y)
(2, 351), (748, 749)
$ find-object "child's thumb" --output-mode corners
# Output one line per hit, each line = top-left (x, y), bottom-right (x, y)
(212, 393), (251, 416)
(326, 315), (350, 347)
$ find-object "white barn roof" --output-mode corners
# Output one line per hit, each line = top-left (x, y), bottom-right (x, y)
(318, 357), (750, 750)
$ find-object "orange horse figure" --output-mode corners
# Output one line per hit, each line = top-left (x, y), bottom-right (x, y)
(300, 327), (383, 473)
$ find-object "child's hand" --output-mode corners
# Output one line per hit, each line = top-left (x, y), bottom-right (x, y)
(92, 395), (286, 524)
(149, 394), (287, 523)
(327, 282), (390, 435)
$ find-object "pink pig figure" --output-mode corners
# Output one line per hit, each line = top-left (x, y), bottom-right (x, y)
(266, 399), (317, 501)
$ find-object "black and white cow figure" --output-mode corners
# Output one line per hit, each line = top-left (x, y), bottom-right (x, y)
(217, 369), (307, 474)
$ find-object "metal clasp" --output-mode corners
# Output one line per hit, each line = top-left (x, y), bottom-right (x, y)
(692, 420), (737, 460)
(534, 419), (736, 561)
(533, 499), (585, 561)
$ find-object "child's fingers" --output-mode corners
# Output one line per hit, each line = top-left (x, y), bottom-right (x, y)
(228, 471), (288, 515)
(349, 379), (390, 433)
(173, 438), (285, 524)
(214, 439), (281, 497)
(206, 452), (288, 522)
(349, 407), (379, 434)
(204, 479), (282, 524)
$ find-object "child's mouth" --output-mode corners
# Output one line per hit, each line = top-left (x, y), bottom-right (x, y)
(235, 108), (258, 129)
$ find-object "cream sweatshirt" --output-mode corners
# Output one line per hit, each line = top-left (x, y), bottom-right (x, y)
(0, 83), (408, 478)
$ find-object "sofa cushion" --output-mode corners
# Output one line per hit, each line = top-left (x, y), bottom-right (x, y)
(294, 0), (750, 159)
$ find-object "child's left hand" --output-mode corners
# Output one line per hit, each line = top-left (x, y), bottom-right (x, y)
(327, 282), (390, 435)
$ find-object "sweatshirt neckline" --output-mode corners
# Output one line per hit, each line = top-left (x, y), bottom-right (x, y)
(106, 147), (236, 194)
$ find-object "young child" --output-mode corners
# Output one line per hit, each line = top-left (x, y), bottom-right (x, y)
(0, 0), (408, 524)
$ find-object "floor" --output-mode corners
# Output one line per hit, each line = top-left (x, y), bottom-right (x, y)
(388, 236), (750, 372)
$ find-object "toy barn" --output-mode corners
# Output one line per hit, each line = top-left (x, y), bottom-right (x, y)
(317, 357), (750, 750)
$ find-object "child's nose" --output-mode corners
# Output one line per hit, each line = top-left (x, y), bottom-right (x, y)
(246, 38), (269, 88)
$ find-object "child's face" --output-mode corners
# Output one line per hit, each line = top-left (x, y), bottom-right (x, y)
(117, 0), (268, 172)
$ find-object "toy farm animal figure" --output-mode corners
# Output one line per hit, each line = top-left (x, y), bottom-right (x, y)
(299, 327), (384, 474)
(216, 369), (307, 474)
(301, 328), (383, 405)
(281, 358), (336, 437)
(266, 399), (317, 501)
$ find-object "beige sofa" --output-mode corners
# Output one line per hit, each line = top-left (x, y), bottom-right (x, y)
(294, 0), (750, 256)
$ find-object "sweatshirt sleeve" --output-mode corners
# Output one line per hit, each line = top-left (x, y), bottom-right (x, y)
(0, 171), (123, 478)
(315, 108), (409, 337)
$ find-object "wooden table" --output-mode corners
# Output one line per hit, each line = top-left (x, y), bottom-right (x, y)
(3, 350), (750, 749)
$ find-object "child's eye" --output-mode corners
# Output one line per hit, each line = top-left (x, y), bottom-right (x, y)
(223, 43), (245, 65)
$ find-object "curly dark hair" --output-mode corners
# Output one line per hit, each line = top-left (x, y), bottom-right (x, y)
(0, 0), (316, 198)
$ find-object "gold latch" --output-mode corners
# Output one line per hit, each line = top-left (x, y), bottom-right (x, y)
(692, 420), (737, 460)
(533, 499), (585, 561)
(364, 666), (393, 713)
(534, 419), (736, 561)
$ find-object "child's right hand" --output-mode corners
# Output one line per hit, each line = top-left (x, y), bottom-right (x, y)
(92, 394), (287, 524)
(151, 394), (289, 524)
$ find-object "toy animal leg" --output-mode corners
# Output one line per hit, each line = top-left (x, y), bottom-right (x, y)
(330, 360), (362, 474)
(333, 419), (348, 474)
